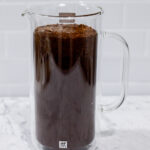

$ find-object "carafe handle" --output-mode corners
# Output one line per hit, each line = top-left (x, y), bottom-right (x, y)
(99, 32), (129, 112)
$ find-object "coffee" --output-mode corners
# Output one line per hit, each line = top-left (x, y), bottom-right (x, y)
(34, 24), (97, 150)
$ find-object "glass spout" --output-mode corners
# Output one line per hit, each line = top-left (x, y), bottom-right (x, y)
(21, 9), (34, 17)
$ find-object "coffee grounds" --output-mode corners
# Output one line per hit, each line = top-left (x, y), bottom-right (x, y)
(34, 24), (98, 150)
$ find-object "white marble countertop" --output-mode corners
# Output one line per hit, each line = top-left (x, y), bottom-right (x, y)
(0, 96), (150, 150)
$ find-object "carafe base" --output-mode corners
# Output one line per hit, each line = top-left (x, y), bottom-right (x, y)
(38, 142), (96, 150)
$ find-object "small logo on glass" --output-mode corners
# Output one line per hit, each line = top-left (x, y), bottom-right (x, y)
(59, 141), (67, 149)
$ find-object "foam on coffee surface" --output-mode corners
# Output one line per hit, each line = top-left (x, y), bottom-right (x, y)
(34, 24), (97, 38)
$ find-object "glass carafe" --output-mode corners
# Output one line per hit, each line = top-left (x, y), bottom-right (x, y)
(22, 1), (129, 150)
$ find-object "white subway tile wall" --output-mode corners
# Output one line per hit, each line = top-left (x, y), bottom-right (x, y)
(5, 31), (30, 58)
(0, 33), (5, 58)
(0, 60), (29, 84)
(0, 0), (150, 96)
(125, 3), (150, 28)
(0, 4), (27, 30)
(101, 3), (124, 28)
(122, 31), (146, 57)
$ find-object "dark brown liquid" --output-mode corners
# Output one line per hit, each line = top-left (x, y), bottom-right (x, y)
(34, 24), (98, 150)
